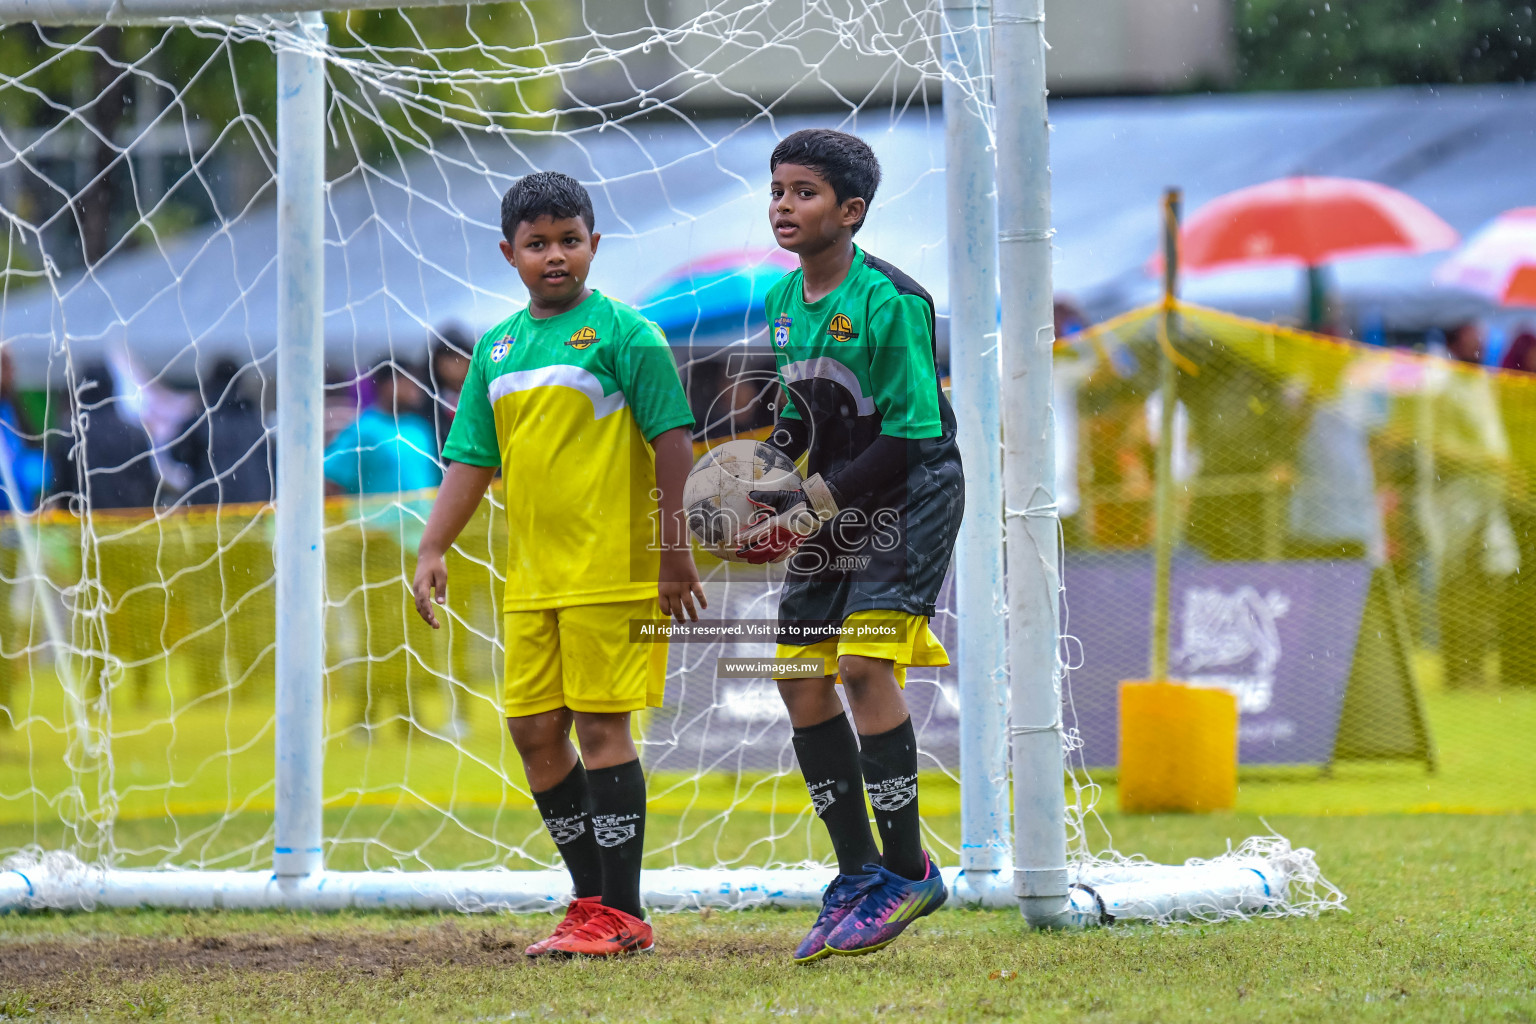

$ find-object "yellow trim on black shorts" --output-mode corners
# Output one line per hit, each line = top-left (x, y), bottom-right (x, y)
(771, 610), (948, 687)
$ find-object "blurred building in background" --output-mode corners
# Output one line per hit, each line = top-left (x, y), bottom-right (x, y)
(569, 0), (1232, 110)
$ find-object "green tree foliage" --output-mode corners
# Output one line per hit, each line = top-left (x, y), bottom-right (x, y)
(1236, 0), (1536, 89)
(325, 4), (564, 167)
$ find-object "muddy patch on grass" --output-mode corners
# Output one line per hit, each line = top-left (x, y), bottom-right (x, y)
(0, 918), (789, 982)
(0, 921), (541, 980)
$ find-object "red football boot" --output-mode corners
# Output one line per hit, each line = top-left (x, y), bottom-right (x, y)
(546, 904), (654, 957)
(524, 895), (604, 957)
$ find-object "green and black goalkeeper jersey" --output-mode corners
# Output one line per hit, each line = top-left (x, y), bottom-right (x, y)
(766, 246), (951, 468)
(763, 246), (964, 628)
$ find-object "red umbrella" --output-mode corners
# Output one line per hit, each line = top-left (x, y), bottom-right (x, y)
(1152, 176), (1458, 328)
(1175, 176), (1458, 273)
(1434, 207), (1536, 307)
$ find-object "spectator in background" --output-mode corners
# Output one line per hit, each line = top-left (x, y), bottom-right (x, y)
(0, 346), (47, 728)
(428, 325), (473, 454)
(1498, 330), (1536, 688)
(165, 358), (276, 705)
(43, 362), (163, 709)
(1287, 384), (1386, 564)
(1500, 330), (1536, 375)
(323, 360), (443, 739)
(323, 361), (441, 498)
(1181, 349), (1305, 561)
(48, 361), (160, 511)
(172, 358), (273, 506)
(425, 328), (482, 741)
(1424, 322), (1518, 688)
(0, 348), (49, 512)
(1053, 299), (1089, 548)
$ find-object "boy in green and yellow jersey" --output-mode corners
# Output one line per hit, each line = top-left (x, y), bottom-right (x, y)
(411, 171), (704, 958)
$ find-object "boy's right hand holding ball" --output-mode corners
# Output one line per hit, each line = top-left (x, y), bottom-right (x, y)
(736, 474), (839, 564)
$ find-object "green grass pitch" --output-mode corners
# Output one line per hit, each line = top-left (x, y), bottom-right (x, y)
(1, 813), (1532, 1023)
(2, 660), (1533, 1021)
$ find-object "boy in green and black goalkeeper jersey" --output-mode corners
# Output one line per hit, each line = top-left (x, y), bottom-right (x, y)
(735, 129), (964, 963)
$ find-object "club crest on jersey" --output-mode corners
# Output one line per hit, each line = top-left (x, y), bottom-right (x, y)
(773, 313), (792, 348)
(827, 313), (858, 342)
(489, 337), (512, 363)
(567, 325), (600, 349)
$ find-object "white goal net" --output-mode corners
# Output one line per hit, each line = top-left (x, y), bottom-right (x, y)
(0, 0), (1340, 922)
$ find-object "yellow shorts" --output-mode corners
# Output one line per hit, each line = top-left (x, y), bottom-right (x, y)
(503, 596), (668, 718)
(772, 610), (949, 687)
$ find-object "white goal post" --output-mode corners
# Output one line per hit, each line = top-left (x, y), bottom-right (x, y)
(0, 0), (1335, 926)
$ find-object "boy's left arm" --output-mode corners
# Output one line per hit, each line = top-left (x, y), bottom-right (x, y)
(652, 426), (707, 622)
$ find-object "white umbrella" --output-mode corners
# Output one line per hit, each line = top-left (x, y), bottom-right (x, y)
(1434, 207), (1536, 307)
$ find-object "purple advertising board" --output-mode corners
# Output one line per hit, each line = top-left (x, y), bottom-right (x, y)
(641, 575), (960, 777)
(1063, 557), (1374, 767)
(644, 558), (1372, 773)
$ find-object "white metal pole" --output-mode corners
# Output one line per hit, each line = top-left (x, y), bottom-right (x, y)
(1149, 190), (1182, 681)
(941, 0), (1010, 885)
(1, 860), (1289, 917)
(273, 10), (326, 880)
(992, 0), (1073, 927)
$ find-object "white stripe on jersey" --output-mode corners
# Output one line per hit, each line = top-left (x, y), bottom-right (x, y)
(486, 364), (629, 420)
(780, 357), (877, 416)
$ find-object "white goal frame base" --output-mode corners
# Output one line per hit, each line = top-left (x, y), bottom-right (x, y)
(3, 857), (1289, 926)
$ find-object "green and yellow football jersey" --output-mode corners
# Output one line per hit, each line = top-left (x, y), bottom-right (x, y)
(443, 290), (693, 611)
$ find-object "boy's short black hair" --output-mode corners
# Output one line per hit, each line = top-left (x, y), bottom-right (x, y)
(500, 171), (595, 243)
(769, 129), (881, 234)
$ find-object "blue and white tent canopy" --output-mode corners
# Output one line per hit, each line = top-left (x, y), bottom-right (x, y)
(3, 85), (1533, 386)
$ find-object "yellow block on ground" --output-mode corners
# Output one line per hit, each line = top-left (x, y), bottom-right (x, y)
(1119, 680), (1237, 813)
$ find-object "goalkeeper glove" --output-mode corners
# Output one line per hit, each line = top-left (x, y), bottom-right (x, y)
(735, 474), (839, 564)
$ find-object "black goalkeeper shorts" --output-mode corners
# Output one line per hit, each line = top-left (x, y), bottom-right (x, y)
(775, 445), (963, 644)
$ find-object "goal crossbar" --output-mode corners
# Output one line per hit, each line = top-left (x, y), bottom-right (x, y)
(0, 0), (493, 27)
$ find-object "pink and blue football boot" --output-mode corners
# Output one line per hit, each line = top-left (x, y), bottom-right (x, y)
(793, 872), (872, 964)
(824, 852), (947, 957)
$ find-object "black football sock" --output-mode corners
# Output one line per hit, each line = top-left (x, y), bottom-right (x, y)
(531, 761), (603, 900)
(587, 758), (647, 920)
(792, 713), (880, 876)
(859, 718), (925, 881)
